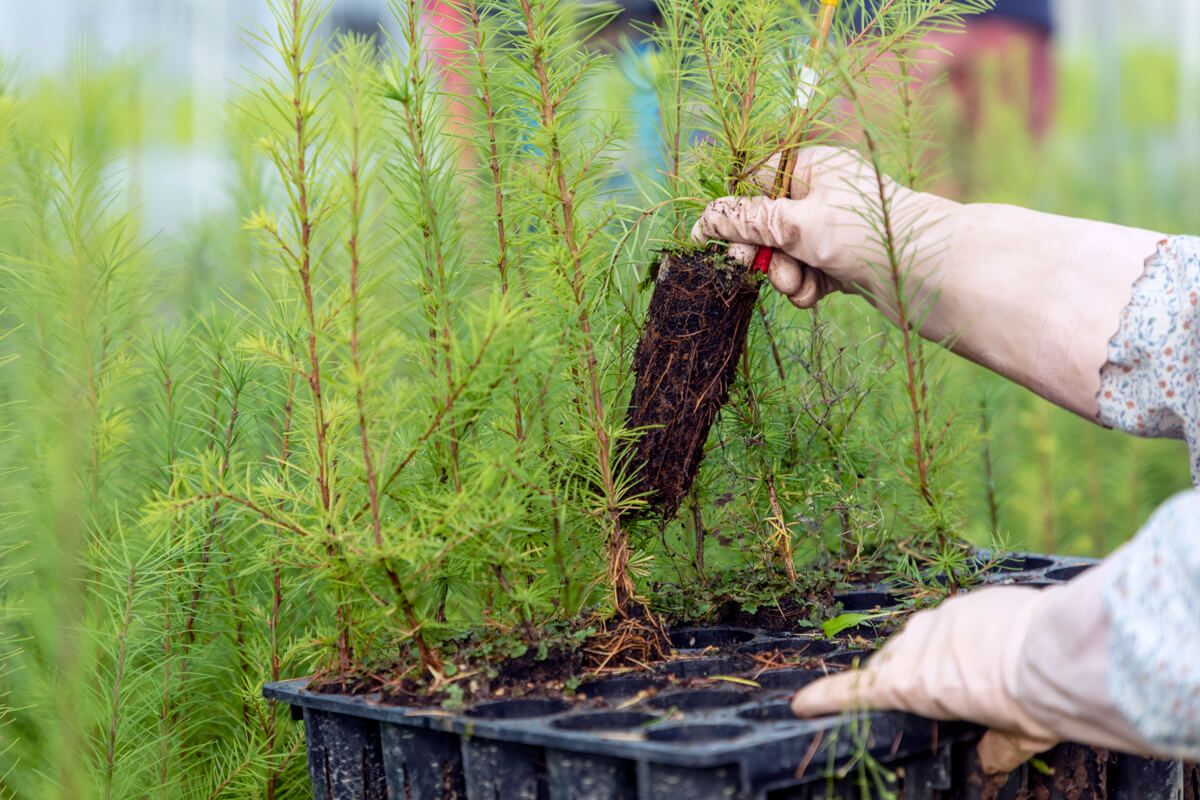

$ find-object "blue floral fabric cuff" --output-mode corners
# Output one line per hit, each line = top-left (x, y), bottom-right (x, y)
(1096, 236), (1200, 484)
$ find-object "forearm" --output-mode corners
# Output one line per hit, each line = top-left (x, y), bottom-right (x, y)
(914, 204), (1162, 419)
(692, 146), (1171, 423)
(1012, 490), (1200, 761)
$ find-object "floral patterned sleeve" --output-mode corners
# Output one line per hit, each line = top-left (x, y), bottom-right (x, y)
(1094, 235), (1200, 756)
(1096, 236), (1200, 481)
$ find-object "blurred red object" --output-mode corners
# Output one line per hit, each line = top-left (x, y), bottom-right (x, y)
(929, 14), (1056, 140)
(425, 0), (466, 68)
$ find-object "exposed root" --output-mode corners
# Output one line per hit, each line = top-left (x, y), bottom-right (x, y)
(582, 610), (671, 671)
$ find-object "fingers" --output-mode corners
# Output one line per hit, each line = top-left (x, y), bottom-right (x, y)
(770, 256), (826, 309)
(691, 195), (802, 255)
(789, 145), (870, 200)
(689, 162), (856, 309)
(725, 242), (758, 268)
(790, 669), (880, 718)
(976, 729), (1058, 775)
(746, 152), (784, 194)
(726, 243), (801, 287)
(745, 145), (860, 200)
(725, 242), (827, 309)
(765, 251), (804, 295)
(796, 676), (1060, 778)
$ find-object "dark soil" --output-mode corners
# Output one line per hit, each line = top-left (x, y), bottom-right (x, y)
(306, 578), (882, 709)
(700, 587), (840, 633)
(308, 619), (856, 711)
(1027, 744), (1113, 800)
(313, 644), (586, 707)
(306, 571), (892, 711)
(368, 649), (848, 711)
(625, 248), (760, 519)
(707, 595), (826, 632)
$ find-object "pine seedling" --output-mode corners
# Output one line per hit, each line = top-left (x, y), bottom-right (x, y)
(0, 0), (1047, 794)
(0, 79), (161, 796)
(832, 0), (991, 550)
(453, 0), (656, 623)
(622, 0), (996, 583)
(623, 0), (833, 542)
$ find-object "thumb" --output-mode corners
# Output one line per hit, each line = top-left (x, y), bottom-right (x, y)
(976, 729), (1058, 775)
(690, 195), (803, 255)
(771, 255), (839, 309)
(790, 669), (881, 718)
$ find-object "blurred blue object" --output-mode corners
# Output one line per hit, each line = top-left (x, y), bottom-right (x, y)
(979, 0), (1052, 34)
(613, 0), (660, 20)
(854, 0), (1053, 35)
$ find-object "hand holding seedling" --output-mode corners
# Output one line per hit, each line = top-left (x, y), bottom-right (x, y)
(693, 146), (946, 310)
(691, 145), (1164, 419)
(694, 145), (1200, 771)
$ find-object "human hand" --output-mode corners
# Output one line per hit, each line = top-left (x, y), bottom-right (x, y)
(791, 560), (1156, 774)
(689, 146), (958, 310)
(791, 586), (1058, 774)
(689, 145), (1163, 420)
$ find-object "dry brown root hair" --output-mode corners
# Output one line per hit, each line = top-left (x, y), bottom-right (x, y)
(581, 610), (671, 671)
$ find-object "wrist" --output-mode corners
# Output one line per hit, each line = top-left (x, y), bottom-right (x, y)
(1015, 557), (1154, 755)
(850, 191), (961, 311)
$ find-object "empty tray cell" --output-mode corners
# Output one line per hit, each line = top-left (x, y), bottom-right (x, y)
(647, 688), (751, 711)
(551, 711), (661, 732)
(668, 626), (755, 650)
(466, 697), (571, 719)
(753, 668), (824, 692)
(834, 591), (899, 611)
(824, 650), (871, 667)
(546, 750), (638, 798)
(933, 555), (1054, 585)
(380, 724), (466, 799)
(461, 738), (546, 798)
(739, 638), (836, 658)
(645, 723), (753, 743)
(1046, 564), (1094, 582)
(986, 555), (1053, 573)
(656, 656), (752, 680)
(737, 702), (802, 722)
(930, 559), (989, 585)
(576, 675), (659, 701)
(302, 709), (387, 799)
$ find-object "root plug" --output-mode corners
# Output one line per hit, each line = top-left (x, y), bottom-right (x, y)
(624, 249), (759, 518)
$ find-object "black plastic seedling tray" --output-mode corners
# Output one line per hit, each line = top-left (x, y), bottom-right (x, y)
(264, 553), (1195, 799)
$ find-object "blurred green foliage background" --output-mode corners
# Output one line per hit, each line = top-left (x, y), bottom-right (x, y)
(0, 6), (1196, 797)
(944, 46), (1196, 555)
(4, 22), (1195, 570)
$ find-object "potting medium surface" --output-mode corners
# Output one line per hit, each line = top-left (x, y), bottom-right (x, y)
(262, 552), (1199, 800)
(264, 551), (1099, 771)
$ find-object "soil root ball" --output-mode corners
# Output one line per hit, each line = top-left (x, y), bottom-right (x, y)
(625, 248), (759, 519)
